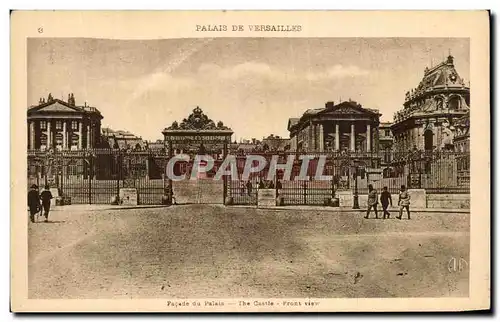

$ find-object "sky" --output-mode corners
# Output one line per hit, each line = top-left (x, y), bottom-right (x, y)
(27, 38), (470, 142)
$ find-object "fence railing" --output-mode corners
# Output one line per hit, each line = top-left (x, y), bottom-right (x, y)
(27, 149), (470, 205)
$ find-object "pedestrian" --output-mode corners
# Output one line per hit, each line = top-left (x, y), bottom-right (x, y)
(240, 181), (246, 196)
(246, 180), (253, 196)
(397, 185), (411, 220)
(165, 186), (177, 205)
(170, 186), (178, 205)
(258, 179), (265, 189)
(364, 184), (379, 219)
(27, 184), (40, 223)
(275, 179), (283, 198)
(40, 185), (53, 222)
(380, 186), (393, 219)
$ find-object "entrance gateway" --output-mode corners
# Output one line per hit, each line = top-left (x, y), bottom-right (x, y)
(162, 107), (233, 205)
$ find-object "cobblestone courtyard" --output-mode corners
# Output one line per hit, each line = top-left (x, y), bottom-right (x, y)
(28, 205), (469, 299)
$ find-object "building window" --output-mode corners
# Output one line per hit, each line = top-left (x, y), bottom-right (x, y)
(40, 120), (47, 130)
(385, 129), (391, 137)
(384, 147), (392, 164)
(55, 120), (62, 130)
(71, 121), (78, 130)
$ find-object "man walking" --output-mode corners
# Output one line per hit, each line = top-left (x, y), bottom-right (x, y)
(397, 185), (411, 220)
(380, 186), (393, 219)
(364, 184), (379, 219)
(27, 184), (40, 223)
(40, 185), (53, 222)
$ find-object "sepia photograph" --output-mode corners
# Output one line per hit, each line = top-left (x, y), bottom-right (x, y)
(11, 11), (490, 312)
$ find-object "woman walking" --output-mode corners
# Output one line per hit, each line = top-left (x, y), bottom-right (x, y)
(397, 185), (411, 220)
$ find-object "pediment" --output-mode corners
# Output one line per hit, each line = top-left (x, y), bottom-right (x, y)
(39, 102), (80, 112)
(320, 102), (376, 116)
(28, 100), (83, 114)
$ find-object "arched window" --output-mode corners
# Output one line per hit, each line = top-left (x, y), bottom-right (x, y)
(448, 96), (461, 110)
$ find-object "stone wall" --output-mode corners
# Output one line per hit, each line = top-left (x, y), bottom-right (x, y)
(426, 194), (470, 209)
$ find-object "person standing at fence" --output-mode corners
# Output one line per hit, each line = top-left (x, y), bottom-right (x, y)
(276, 179), (282, 196)
(380, 186), (393, 219)
(166, 186), (177, 205)
(240, 181), (246, 196)
(40, 185), (53, 222)
(364, 184), (379, 219)
(397, 185), (411, 220)
(27, 184), (41, 223)
(246, 180), (253, 197)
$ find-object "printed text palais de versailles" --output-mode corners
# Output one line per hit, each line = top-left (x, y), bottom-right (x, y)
(196, 24), (302, 32)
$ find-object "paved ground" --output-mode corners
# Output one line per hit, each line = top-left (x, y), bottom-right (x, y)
(28, 205), (470, 299)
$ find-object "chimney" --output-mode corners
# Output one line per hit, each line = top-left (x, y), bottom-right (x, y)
(325, 101), (335, 109)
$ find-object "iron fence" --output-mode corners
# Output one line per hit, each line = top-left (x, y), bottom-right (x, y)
(27, 149), (470, 205)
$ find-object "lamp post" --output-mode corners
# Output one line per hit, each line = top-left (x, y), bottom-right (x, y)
(352, 158), (360, 209)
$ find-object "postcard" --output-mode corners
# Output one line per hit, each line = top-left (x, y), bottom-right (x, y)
(11, 10), (490, 312)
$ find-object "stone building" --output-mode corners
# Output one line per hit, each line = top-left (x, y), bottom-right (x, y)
(288, 100), (381, 153)
(261, 134), (291, 152)
(453, 112), (470, 153)
(27, 93), (103, 150)
(146, 139), (166, 150)
(101, 128), (147, 150)
(391, 55), (470, 152)
(453, 112), (470, 186)
(378, 122), (394, 166)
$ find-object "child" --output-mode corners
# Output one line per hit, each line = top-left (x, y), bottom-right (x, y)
(380, 186), (393, 219)
(397, 185), (411, 220)
(364, 184), (379, 219)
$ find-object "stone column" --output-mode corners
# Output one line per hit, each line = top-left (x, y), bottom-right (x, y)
(309, 121), (313, 152)
(78, 121), (82, 150)
(62, 120), (67, 150)
(29, 120), (35, 150)
(47, 120), (52, 150)
(418, 126), (424, 150)
(335, 123), (340, 151)
(318, 123), (324, 152)
(314, 124), (318, 151)
(350, 123), (355, 152)
(366, 123), (371, 152)
(87, 124), (91, 149)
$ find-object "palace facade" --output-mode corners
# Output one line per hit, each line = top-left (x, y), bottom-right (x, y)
(391, 55), (470, 152)
(27, 94), (103, 151)
(288, 100), (381, 154)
